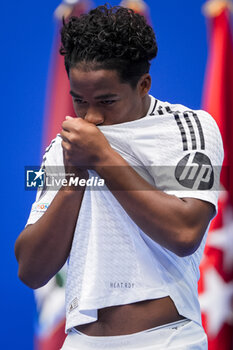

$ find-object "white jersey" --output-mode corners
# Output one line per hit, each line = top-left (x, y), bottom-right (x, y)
(26, 95), (224, 333)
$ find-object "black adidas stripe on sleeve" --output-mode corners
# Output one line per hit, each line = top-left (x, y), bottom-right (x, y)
(154, 106), (205, 152)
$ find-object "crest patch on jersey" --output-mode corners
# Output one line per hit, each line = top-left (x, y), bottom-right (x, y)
(31, 202), (49, 212)
(175, 152), (214, 190)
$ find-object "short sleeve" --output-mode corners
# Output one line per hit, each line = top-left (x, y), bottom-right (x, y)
(26, 135), (64, 226)
(148, 110), (224, 213)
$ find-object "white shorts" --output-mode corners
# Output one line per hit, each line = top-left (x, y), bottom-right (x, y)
(60, 319), (208, 350)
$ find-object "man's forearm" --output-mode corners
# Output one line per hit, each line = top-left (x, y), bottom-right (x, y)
(15, 186), (85, 289)
(96, 150), (214, 257)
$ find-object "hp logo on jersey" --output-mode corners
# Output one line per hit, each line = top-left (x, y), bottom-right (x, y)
(175, 152), (214, 190)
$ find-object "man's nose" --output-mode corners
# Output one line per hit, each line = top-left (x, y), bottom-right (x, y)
(84, 108), (104, 125)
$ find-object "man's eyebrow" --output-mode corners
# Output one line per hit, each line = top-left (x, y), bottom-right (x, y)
(95, 94), (118, 99)
(70, 91), (82, 98)
(69, 91), (118, 99)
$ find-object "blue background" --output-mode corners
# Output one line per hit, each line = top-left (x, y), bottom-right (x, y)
(1, 0), (210, 348)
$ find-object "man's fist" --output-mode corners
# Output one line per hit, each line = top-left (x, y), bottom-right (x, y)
(60, 116), (112, 169)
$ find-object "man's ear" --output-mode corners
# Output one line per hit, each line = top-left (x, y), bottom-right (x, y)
(137, 73), (151, 97)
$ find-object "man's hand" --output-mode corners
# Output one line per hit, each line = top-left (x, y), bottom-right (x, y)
(61, 116), (112, 170)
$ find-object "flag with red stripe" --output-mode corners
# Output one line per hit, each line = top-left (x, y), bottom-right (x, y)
(198, 1), (233, 349)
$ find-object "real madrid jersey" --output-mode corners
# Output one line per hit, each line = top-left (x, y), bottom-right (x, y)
(26, 95), (224, 333)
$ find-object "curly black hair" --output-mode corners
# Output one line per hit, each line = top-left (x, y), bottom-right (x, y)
(60, 4), (158, 88)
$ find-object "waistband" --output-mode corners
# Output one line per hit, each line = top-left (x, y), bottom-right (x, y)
(61, 319), (207, 349)
(72, 319), (190, 338)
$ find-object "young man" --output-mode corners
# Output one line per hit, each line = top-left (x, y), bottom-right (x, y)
(15, 4), (223, 349)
